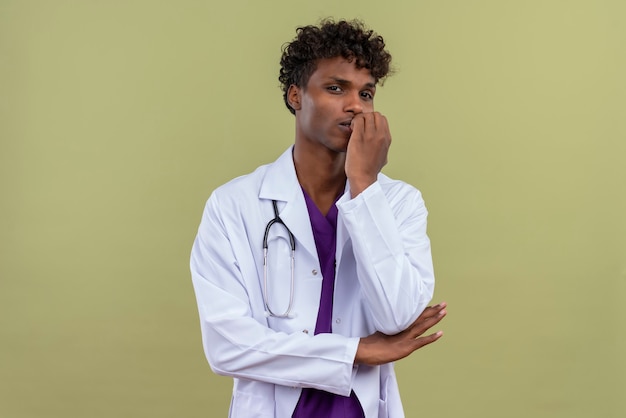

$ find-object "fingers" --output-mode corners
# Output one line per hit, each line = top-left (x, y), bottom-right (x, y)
(345, 111), (392, 197)
(418, 302), (447, 320)
(372, 112), (389, 139)
(406, 302), (447, 339)
(355, 303), (447, 365)
(412, 330), (444, 351)
(356, 302), (448, 365)
(350, 113), (365, 136)
(365, 111), (377, 133)
(350, 112), (389, 139)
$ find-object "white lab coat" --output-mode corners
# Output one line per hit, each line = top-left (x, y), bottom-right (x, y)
(190, 146), (435, 418)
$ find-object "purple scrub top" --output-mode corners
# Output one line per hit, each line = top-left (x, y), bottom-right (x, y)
(291, 189), (364, 418)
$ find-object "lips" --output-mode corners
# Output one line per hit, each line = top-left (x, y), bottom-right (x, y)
(339, 119), (353, 134)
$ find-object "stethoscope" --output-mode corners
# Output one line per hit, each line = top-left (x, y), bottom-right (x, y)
(262, 200), (296, 318)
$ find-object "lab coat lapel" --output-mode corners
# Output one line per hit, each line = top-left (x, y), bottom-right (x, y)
(259, 147), (318, 260)
(335, 182), (352, 265)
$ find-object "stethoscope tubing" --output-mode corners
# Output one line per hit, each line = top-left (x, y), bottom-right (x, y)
(262, 200), (296, 318)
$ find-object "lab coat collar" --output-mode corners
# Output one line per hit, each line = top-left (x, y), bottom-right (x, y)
(258, 146), (354, 263)
(258, 147), (298, 202)
(258, 146), (318, 259)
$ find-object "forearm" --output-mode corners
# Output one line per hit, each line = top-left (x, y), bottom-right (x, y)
(338, 180), (435, 334)
(193, 276), (359, 395)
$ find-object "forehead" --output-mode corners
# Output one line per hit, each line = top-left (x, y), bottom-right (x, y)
(308, 56), (376, 86)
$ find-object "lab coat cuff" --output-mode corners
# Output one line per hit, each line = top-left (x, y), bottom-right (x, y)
(337, 180), (382, 211)
(347, 337), (360, 390)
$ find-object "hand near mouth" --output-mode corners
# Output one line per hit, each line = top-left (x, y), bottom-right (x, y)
(345, 111), (392, 198)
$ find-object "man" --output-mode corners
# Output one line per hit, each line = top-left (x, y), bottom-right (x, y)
(190, 19), (446, 418)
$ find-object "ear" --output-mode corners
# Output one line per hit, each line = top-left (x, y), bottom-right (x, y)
(287, 84), (302, 111)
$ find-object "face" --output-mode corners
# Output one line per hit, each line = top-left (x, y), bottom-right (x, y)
(289, 56), (376, 153)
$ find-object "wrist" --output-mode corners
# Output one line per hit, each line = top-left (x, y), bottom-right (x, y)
(354, 338), (367, 365)
(348, 176), (376, 198)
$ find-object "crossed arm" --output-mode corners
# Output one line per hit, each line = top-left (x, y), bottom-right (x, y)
(346, 110), (447, 365)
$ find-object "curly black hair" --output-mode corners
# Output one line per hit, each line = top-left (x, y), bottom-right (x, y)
(279, 19), (393, 115)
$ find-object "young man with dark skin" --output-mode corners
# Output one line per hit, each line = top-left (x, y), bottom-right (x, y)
(191, 19), (446, 417)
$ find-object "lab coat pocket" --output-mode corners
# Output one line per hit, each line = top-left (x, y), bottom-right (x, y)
(378, 367), (405, 418)
(378, 374), (392, 418)
(378, 399), (389, 418)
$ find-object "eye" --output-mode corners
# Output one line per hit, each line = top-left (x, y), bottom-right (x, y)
(360, 91), (374, 100)
(327, 85), (342, 93)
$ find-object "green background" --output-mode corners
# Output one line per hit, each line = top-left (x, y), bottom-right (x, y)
(1, 0), (625, 417)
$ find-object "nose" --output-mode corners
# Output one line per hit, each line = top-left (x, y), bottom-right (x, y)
(344, 92), (363, 115)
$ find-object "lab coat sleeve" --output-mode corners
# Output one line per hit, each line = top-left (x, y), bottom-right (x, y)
(190, 193), (359, 396)
(337, 180), (435, 335)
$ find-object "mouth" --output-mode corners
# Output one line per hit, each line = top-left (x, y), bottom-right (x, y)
(339, 120), (353, 133)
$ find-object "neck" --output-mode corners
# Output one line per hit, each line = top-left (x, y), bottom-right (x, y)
(293, 143), (346, 215)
